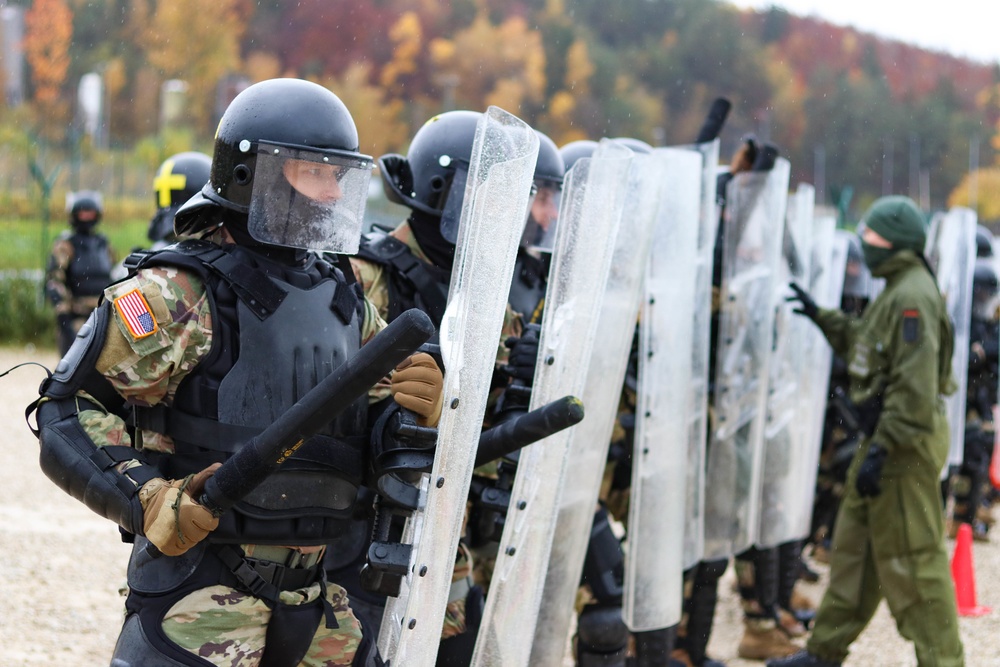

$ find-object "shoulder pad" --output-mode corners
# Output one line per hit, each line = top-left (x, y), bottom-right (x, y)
(356, 231), (411, 265)
(41, 302), (112, 401)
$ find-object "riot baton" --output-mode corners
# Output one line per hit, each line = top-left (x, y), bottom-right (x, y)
(474, 395), (585, 468)
(197, 308), (435, 517)
(694, 97), (731, 143)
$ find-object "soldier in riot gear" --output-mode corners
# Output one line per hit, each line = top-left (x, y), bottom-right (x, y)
(148, 151), (212, 248)
(31, 78), (443, 667)
(560, 139), (599, 174)
(46, 191), (115, 355)
(948, 260), (999, 540)
(772, 196), (964, 667)
(975, 224), (994, 259)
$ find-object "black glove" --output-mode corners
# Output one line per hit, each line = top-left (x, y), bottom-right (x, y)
(503, 323), (541, 384)
(786, 282), (818, 321)
(855, 445), (887, 498)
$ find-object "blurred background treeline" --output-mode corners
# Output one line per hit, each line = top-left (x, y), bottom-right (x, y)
(1, 0), (1000, 344)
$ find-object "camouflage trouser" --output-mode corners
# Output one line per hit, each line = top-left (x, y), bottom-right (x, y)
(161, 581), (363, 666)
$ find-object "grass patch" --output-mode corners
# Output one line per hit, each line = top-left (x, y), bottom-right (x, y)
(0, 218), (149, 271)
(0, 274), (56, 347)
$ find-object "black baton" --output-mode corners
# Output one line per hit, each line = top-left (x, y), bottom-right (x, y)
(475, 395), (585, 468)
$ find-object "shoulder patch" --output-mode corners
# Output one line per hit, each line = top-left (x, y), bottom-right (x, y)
(113, 288), (159, 340)
(902, 308), (920, 343)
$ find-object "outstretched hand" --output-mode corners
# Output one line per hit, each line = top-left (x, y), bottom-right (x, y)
(786, 282), (818, 321)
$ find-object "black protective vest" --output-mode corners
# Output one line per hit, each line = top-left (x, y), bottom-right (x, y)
(67, 233), (113, 298)
(507, 249), (549, 325)
(355, 231), (451, 326)
(131, 240), (369, 545)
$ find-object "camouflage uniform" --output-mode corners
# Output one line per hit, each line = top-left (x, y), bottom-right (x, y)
(67, 229), (388, 666)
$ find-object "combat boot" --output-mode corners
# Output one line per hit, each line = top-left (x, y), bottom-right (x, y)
(668, 648), (726, 667)
(737, 618), (800, 660)
(765, 650), (841, 667)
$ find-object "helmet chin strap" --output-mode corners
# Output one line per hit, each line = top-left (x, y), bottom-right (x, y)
(222, 212), (308, 266)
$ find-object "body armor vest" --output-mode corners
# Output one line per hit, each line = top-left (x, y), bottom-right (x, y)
(355, 230), (451, 326)
(131, 240), (369, 545)
(507, 249), (549, 325)
(67, 233), (113, 298)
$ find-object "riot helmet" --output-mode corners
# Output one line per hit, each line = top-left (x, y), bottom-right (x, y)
(378, 110), (483, 254)
(976, 225), (994, 258)
(559, 140), (598, 174)
(174, 78), (373, 254)
(841, 234), (872, 316)
(67, 191), (104, 233)
(612, 137), (653, 154)
(972, 259), (1000, 321)
(521, 130), (565, 252)
(148, 151), (211, 243)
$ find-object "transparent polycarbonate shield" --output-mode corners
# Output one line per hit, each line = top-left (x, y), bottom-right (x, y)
(531, 149), (677, 662)
(248, 143), (372, 253)
(377, 106), (539, 666)
(682, 138), (721, 569)
(758, 183), (815, 548)
(787, 214), (843, 540)
(925, 207), (977, 470)
(703, 158), (790, 559)
(472, 140), (633, 667)
(622, 148), (704, 633)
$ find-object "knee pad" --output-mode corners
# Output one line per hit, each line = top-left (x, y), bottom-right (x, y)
(576, 603), (628, 665)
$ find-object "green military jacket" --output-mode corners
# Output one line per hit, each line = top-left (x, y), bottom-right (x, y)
(813, 250), (955, 474)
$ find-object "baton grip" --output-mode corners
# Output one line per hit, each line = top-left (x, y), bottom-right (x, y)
(475, 395), (585, 467)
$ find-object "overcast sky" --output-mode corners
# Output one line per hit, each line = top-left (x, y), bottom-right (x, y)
(729, 0), (1000, 64)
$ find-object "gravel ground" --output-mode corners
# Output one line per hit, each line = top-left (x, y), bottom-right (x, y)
(1, 344), (999, 666)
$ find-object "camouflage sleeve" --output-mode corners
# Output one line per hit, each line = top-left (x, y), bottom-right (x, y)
(83, 267), (213, 455)
(495, 305), (524, 367)
(45, 237), (73, 313)
(351, 256), (390, 322)
(360, 294), (393, 404)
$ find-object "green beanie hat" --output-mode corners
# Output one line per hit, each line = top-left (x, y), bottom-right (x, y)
(860, 195), (927, 252)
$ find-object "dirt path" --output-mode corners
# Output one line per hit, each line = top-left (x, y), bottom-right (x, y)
(1, 345), (998, 666)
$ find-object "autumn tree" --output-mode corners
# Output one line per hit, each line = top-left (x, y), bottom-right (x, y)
(143, 0), (245, 134)
(24, 0), (73, 136)
(320, 64), (409, 159)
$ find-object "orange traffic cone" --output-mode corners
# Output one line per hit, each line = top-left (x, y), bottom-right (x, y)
(951, 523), (991, 617)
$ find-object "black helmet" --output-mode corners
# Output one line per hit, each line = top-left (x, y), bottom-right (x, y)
(148, 151), (211, 242)
(534, 131), (565, 188)
(379, 110), (481, 244)
(976, 225), (994, 258)
(175, 78), (373, 253)
(612, 137), (653, 154)
(973, 259), (999, 319)
(68, 190), (103, 233)
(559, 140), (598, 174)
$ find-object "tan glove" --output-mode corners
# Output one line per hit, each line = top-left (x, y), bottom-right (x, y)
(139, 463), (221, 556)
(391, 352), (444, 427)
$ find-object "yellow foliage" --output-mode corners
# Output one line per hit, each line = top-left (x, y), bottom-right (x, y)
(24, 0), (73, 106)
(245, 51), (282, 83)
(144, 0), (244, 132)
(548, 90), (576, 121)
(564, 39), (594, 95)
(320, 63), (409, 159)
(381, 11), (423, 89)
(104, 59), (128, 102)
(948, 168), (1000, 222)
(431, 12), (546, 112)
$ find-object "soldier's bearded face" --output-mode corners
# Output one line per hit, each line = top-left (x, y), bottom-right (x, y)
(283, 159), (344, 204)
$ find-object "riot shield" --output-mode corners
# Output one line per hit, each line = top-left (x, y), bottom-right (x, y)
(703, 158), (790, 559)
(377, 106), (539, 665)
(471, 139), (633, 667)
(682, 138), (721, 570)
(621, 148), (705, 634)
(757, 183), (815, 548)
(925, 207), (977, 471)
(787, 214), (844, 540)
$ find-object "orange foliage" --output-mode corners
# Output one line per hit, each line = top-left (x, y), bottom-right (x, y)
(24, 0), (73, 106)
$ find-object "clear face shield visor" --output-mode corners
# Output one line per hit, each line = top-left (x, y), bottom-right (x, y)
(519, 180), (562, 253)
(247, 142), (373, 254)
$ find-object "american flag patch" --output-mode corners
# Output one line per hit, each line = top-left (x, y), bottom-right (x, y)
(114, 289), (159, 339)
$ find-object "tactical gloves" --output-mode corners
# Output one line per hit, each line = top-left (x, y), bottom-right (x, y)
(503, 323), (541, 384)
(391, 352), (444, 427)
(786, 282), (819, 321)
(140, 463), (221, 556)
(855, 445), (887, 498)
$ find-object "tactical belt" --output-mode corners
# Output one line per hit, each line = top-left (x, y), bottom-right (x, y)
(215, 544), (325, 600)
